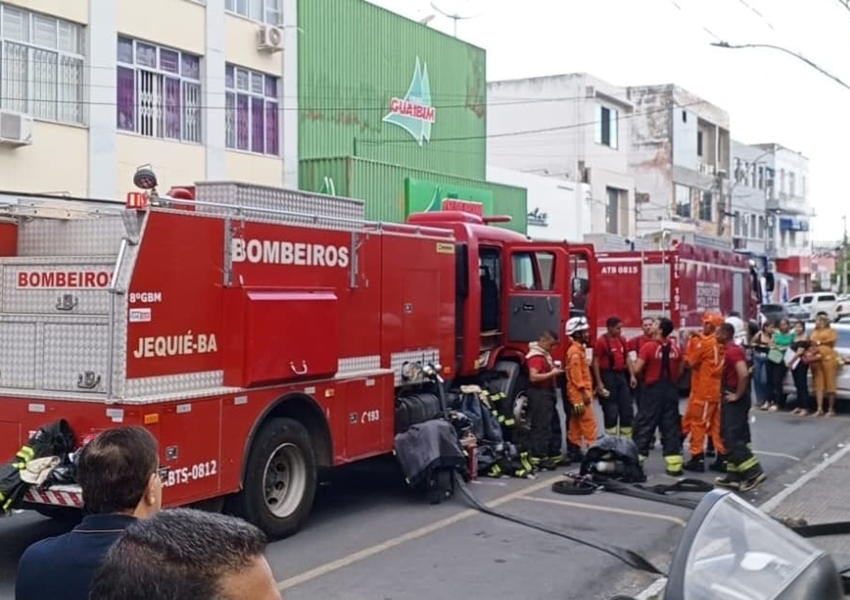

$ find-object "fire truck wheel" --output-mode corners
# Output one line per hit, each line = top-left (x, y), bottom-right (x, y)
(235, 417), (317, 540)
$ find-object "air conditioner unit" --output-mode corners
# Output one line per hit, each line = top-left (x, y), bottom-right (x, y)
(0, 109), (33, 147)
(258, 25), (284, 53)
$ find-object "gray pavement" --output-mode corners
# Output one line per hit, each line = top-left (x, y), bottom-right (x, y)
(1, 403), (849, 600)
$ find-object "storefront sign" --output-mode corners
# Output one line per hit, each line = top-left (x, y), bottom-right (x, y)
(442, 199), (483, 216)
(383, 57), (435, 146)
(404, 178), (493, 217)
(527, 207), (548, 227)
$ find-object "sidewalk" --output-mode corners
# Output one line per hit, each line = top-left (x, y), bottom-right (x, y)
(637, 439), (850, 599)
(761, 438), (850, 557)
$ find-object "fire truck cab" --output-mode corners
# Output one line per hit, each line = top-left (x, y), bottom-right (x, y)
(408, 211), (596, 378)
(0, 175), (595, 540)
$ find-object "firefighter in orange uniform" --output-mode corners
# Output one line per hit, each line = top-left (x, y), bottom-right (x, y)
(565, 316), (597, 458)
(682, 312), (727, 472)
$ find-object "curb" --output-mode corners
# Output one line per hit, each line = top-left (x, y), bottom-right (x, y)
(634, 437), (850, 598)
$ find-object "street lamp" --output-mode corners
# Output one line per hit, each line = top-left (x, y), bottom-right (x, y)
(429, 0), (482, 37)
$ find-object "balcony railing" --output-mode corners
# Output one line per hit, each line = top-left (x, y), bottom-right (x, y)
(766, 241), (789, 259)
(766, 195), (809, 215)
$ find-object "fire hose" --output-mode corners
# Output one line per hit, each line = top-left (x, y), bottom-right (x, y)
(452, 470), (666, 576)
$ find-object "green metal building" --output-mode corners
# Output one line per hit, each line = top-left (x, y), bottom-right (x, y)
(296, 0), (527, 233)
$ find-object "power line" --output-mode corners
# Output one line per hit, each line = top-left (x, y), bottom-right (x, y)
(359, 99), (708, 145)
(0, 95), (708, 143)
(734, 0), (776, 30)
(666, 0), (723, 41)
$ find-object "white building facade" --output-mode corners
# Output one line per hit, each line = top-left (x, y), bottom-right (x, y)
(754, 143), (812, 259)
(729, 139), (769, 255)
(486, 73), (636, 237)
(486, 165), (591, 242)
(627, 84), (731, 241)
(0, 0), (298, 200)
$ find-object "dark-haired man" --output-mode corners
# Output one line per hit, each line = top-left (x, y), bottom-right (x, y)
(90, 508), (281, 600)
(632, 317), (685, 476)
(593, 316), (635, 439)
(15, 426), (162, 600)
(715, 322), (766, 491)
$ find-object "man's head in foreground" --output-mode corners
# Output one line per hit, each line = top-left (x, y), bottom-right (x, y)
(77, 425), (162, 518)
(90, 508), (281, 600)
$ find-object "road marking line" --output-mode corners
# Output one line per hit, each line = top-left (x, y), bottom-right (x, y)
(276, 474), (560, 590)
(754, 450), (800, 461)
(636, 577), (668, 599)
(517, 495), (687, 527)
(759, 437), (850, 513)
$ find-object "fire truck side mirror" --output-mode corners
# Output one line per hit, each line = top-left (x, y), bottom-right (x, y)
(765, 273), (775, 293)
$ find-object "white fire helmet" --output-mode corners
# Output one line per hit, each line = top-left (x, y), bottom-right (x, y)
(566, 316), (590, 336)
(725, 315), (747, 345)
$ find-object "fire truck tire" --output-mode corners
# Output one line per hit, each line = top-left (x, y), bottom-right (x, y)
(233, 417), (318, 540)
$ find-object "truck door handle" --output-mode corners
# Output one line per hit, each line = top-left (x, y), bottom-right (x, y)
(290, 361), (308, 376)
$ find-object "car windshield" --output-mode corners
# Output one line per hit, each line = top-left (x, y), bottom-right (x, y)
(682, 493), (820, 600)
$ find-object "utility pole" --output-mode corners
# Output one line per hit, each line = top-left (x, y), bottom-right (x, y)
(715, 169), (727, 237)
(843, 215), (848, 294)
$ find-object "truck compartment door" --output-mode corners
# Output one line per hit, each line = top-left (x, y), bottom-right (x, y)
(223, 289), (340, 387)
(0, 257), (116, 395)
(504, 245), (567, 344)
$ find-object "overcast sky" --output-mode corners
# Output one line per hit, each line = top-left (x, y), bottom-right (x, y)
(365, 0), (848, 244)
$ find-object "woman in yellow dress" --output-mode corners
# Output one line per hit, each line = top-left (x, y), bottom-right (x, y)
(809, 312), (840, 416)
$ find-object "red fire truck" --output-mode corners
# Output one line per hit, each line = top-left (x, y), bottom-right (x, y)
(0, 173), (595, 539)
(593, 243), (762, 342)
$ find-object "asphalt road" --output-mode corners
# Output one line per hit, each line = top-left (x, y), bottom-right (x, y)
(1, 402), (848, 600)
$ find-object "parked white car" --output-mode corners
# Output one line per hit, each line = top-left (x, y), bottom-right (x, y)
(785, 292), (840, 322)
(835, 295), (850, 322)
(782, 323), (850, 402)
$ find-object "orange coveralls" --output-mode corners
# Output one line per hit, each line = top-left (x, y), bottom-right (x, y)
(682, 333), (726, 457)
(566, 339), (598, 448)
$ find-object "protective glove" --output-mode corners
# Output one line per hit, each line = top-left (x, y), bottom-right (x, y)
(571, 402), (585, 416)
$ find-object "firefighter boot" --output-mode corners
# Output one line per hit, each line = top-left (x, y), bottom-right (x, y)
(566, 443), (584, 464)
(714, 473), (741, 489)
(548, 454), (567, 468)
(709, 455), (728, 473)
(739, 468), (767, 492)
(683, 454), (705, 473)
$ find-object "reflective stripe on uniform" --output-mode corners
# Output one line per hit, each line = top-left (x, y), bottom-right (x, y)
(664, 455), (684, 470)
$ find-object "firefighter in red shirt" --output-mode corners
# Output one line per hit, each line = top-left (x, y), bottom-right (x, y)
(714, 322), (766, 491)
(565, 316), (597, 458)
(592, 316), (635, 439)
(632, 317), (685, 476)
(525, 330), (565, 470)
(627, 317), (654, 406)
(628, 317), (658, 448)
